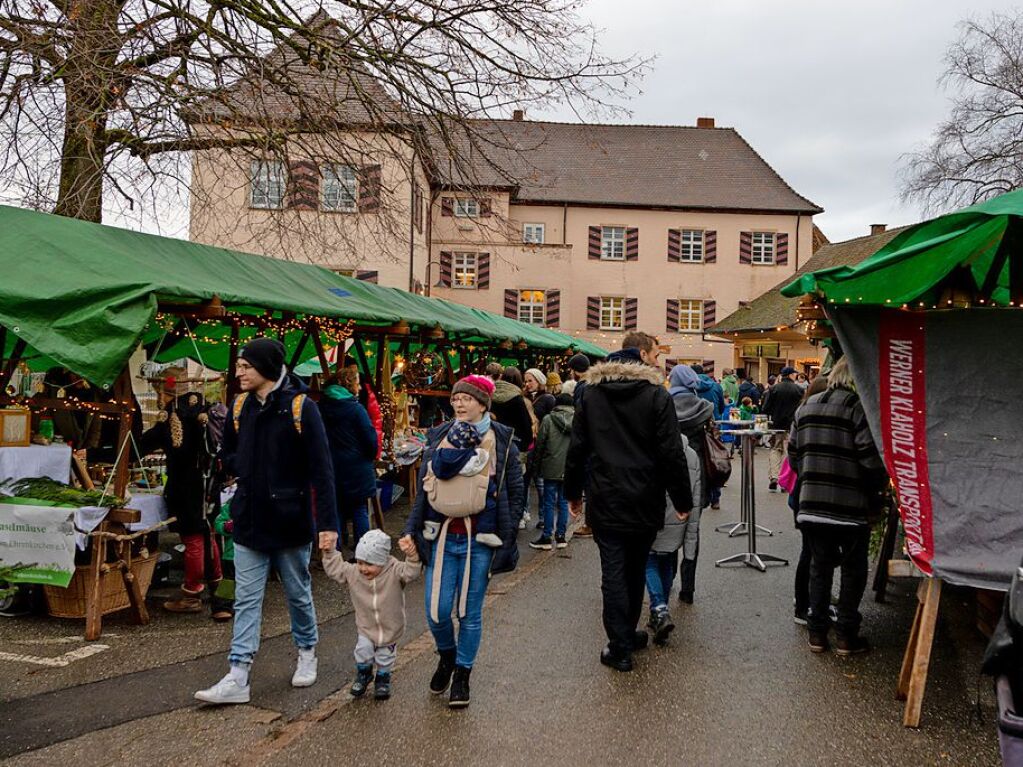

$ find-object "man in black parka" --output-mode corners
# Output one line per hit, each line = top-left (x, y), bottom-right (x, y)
(565, 332), (692, 672)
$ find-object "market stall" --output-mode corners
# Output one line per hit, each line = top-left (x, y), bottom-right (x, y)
(781, 188), (1023, 727)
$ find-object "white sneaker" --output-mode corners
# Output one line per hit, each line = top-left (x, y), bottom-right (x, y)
(519, 512), (531, 530)
(194, 673), (250, 705)
(292, 649), (318, 688)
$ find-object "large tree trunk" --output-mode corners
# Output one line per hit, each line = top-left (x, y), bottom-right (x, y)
(53, 0), (120, 223)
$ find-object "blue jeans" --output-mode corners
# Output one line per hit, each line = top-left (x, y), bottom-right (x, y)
(645, 551), (679, 612)
(542, 480), (568, 538)
(425, 534), (494, 668)
(229, 543), (318, 667)
(523, 459), (544, 517)
(337, 496), (370, 548)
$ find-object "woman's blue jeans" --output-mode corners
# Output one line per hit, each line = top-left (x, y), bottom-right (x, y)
(645, 550), (678, 613)
(337, 495), (370, 548)
(425, 533), (494, 668)
(542, 480), (568, 538)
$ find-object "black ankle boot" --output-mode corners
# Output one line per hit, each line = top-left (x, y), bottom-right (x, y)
(430, 648), (457, 695)
(449, 666), (471, 708)
(350, 663), (373, 697)
(374, 671), (392, 700)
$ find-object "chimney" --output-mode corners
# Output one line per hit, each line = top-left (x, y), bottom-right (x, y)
(870, 224), (887, 236)
(696, 117), (715, 128)
(512, 109), (525, 121)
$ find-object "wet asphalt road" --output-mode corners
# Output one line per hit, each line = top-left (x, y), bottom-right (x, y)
(0, 453), (1004, 765)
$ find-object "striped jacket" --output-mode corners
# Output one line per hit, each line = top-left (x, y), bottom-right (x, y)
(788, 387), (888, 526)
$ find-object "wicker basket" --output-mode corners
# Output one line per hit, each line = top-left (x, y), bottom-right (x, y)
(43, 551), (158, 619)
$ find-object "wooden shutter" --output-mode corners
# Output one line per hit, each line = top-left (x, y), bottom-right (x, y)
(702, 359), (716, 376)
(479, 197), (492, 217)
(286, 160), (318, 211)
(775, 233), (789, 265)
(704, 230), (717, 263)
(667, 229), (681, 262)
(624, 297), (638, 331)
(703, 299), (717, 329)
(504, 289), (518, 319)
(666, 298), (680, 333)
(355, 270), (379, 284)
(545, 289), (561, 328)
(588, 226), (601, 259)
(441, 196), (454, 216)
(586, 296), (600, 329)
(438, 251), (452, 287)
(357, 164), (381, 213)
(739, 231), (753, 264)
(625, 227), (639, 261)
(476, 252), (490, 290)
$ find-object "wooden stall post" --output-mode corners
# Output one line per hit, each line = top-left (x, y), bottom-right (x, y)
(896, 576), (943, 728)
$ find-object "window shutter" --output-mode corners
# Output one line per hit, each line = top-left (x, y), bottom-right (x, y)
(586, 297), (600, 329)
(286, 160), (318, 211)
(705, 230), (717, 263)
(479, 197), (492, 217)
(667, 229), (681, 262)
(441, 197), (454, 216)
(438, 251), (452, 288)
(504, 289), (518, 319)
(666, 299), (680, 333)
(355, 270), (379, 284)
(739, 231), (753, 264)
(702, 359), (716, 376)
(357, 164), (381, 213)
(545, 289), (561, 328)
(626, 227), (639, 261)
(588, 226), (601, 259)
(624, 297), (638, 331)
(664, 358), (678, 375)
(703, 300), (717, 329)
(775, 233), (789, 265)
(477, 252), (490, 290)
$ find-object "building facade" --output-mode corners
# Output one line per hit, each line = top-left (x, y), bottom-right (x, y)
(190, 114), (822, 371)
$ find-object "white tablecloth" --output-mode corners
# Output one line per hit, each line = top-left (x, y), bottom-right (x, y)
(0, 444), (72, 487)
(125, 491), (169, 532)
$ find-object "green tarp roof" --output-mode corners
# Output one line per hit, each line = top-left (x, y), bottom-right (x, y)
(781, 190), (1023, 306)
(0, 206), (602, 386)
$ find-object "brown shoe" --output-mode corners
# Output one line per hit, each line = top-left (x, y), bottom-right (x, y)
(808, 631), (829, 653)
(211, 608), (233, 622)
(711, 502), (720, 510)
(164, 597), (203, 613)
(574, 524), (593, 538)
(835, 635), (871, 656)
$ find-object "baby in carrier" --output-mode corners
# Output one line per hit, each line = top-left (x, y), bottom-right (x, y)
(422, 420), (503, 548)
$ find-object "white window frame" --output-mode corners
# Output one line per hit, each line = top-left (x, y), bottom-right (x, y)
(321, 164), (358, 212)
(678, 299), (703, 332)
(600, 296), (625, 330)
(523, 223), (546, 244)
(249, 160), (285, 209)
(680, 229), (704, 262)
(518, 289), (547, 325)
(751, 231), (776, 265)
(601, 226), (626, 261)
(453, 252), (478, 289)
(454, 198), (479, 218)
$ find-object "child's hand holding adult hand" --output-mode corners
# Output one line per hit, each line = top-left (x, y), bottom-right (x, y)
(398, 535), (415, 556)
(318, 531), (338, 551)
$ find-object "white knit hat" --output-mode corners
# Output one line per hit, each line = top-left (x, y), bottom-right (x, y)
(355, 529), (391, 566)
(525, 368), (547, 389)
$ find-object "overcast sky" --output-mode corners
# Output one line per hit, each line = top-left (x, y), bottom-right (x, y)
(108, 0), (1016, 244)
(542, 0), (1020, 242)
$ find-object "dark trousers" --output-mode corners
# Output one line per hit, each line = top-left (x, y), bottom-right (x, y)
(804, 523), (871, 638)
(795, 530), (812, 615)
(679, 541), (698, 598)
(593, 527), (657, 656)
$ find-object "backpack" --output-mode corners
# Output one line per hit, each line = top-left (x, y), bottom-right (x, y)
(231, 391), (306, 435)
(423, 430), (495, 518)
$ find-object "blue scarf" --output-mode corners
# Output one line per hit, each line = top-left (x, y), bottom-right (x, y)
(471, 414), (492, 437)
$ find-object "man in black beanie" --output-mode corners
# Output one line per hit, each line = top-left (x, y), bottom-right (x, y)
(196, 337), (338, 706)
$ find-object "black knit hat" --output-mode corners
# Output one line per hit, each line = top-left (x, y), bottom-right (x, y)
(568, 353), (590, 373)
(240, 337), (286, 382)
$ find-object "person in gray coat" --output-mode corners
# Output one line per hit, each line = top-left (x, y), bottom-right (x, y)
(645, 432), (702, 643)
(666, 364), (714, 603)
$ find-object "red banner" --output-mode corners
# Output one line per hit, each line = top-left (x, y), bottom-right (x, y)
(878, 310), (934, 575)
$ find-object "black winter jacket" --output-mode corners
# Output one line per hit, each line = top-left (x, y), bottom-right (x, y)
(762, 378), (804, 433)
(491, 380), (534, 450)
(739, 379), (761, 407)
(565, 352), (693, 534)
(222, 375), (338, 552)
(404, 420), (524, 574)
(319, 391), (378, 501)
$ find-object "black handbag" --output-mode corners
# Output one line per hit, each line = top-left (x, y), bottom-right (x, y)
(702, 422), (732, 489)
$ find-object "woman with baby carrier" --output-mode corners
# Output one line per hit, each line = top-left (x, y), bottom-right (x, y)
(400, 375), (524, 709)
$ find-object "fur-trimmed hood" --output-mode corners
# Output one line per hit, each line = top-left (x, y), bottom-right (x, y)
(585, 360), (665, 388)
